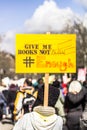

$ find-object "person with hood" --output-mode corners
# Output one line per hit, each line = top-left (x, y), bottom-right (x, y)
(13, 84), (63, 130)
(64, 80), (87, 130)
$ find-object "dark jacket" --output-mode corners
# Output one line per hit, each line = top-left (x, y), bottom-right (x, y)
(7, 90), (17, 106)
(64, 87), (86, 130)
(33, 85), (60, 108)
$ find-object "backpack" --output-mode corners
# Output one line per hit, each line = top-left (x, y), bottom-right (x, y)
(22, 92), (36, 113)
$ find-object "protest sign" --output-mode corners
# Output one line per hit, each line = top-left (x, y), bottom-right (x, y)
(16, 34), (76, 73)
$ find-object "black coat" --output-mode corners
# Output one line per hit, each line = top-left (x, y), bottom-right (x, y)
(7, 90), (17, 106)
(64, 87), (86, 130)
(33, 85), (60, 108)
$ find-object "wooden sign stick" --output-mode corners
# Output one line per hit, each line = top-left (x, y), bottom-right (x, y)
(44, 73), (49, 106)
(43, 32), (50, 106)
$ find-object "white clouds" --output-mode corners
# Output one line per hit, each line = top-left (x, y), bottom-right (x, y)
(0, 30), (15, 54)
(0, 0), (87, 55)
(74, 0), (87, 8)
(83, 13), (87, 28)
(4, 30), (15, 41)
(25, 0), (80, 33)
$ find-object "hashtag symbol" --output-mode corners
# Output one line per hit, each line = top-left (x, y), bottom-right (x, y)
(23, 57), (35, 68)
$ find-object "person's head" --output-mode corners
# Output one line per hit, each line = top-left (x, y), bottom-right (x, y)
(9, 84), (17, 91)
(23, 78), (32, 87)
(52, 80), (60, 88)
(38, 78), (44, 84)
(37, 78), (44, 89)
(69, 80), (82, 94)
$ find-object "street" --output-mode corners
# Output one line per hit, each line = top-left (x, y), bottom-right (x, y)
(0, 117), (14, 130)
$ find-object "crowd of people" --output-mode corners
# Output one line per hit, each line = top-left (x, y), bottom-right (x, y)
(0, 75), (87, 130)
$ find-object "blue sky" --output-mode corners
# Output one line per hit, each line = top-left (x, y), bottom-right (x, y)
(0, 0), (86, 33)
(0, 0), (43, 33)
(0, 0), (87, 54)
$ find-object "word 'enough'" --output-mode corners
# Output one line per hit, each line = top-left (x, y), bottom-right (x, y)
(36, 58), (74, 71)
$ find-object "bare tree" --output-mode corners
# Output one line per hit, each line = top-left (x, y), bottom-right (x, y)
(63, 22), (87, 69)
(0, 36), (2, 44)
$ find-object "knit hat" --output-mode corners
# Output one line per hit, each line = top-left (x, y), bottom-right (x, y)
(69, 80), (82, 93)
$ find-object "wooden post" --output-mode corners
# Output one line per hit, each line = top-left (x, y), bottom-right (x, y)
(43, 32), (50, 106)
(44, 73), (49, 106)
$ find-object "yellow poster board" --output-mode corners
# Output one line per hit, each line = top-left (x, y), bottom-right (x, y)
(15, 34), (76, 73)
